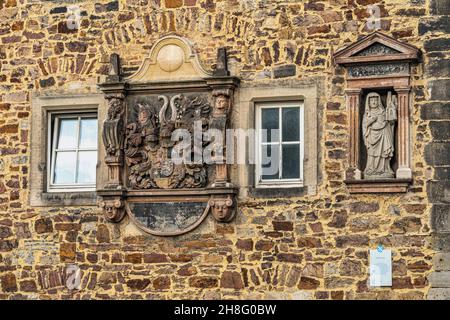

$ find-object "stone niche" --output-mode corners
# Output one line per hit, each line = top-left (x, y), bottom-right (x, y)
(97, 36), (239, 236)
(333, 32), (421, 193)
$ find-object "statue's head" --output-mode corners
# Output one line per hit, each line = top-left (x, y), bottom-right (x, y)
(108, 98), (123, 119)
(216, 95), (229, 110)
(369, 96), (381, 109)
(366, 92), (383, 113)
(138, 105), (150, 125)
(209, 196), (234, 222)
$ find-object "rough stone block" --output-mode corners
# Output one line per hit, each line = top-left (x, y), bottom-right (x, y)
(427, 180), (450, 203)
(429, 79), (450, 101)
(431, 204), (450, 232)
(273, 64), (296, 78)
(428, 288), (450, 300)
(434, 168), (450, 180)
(433, 253), (450, 271)
(430, 0), (450, 15)
(426, 59), (450, 78)
(419, 16), (450, 35)
(430, 121), (450, 141)
(428, 271), (450, 287)
(431, 233), (450, 251)
(424, 38), (450, 52)
(425, 142), (450, 166)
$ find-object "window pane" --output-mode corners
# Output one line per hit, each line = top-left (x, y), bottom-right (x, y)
(261, 144), (280, 180)
(282, 107), (300, 142)
(79, 118), (98, 148)
(282, 144), (300, 179)
(77, 151), (97, 184)
(57, 118), (78, 149)
(53, 151), (76, 184)
(261, 108), (279, 143)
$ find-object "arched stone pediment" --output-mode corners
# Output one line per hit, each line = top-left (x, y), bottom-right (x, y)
(125, 36), (212, 83)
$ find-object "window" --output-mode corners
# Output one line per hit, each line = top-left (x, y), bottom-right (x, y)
(256, 102), (304, 187)
(48, 112), (98, 192)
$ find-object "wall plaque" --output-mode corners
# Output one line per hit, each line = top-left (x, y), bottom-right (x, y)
(127, 201), (209, 236)
(369, 248), (392, 287)
(97, 36), (239, 235)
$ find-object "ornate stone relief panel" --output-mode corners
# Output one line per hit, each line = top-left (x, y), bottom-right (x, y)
(333, 32), (420, 193)
(354, 42), (401, 56)
(97, 36), (239, 235)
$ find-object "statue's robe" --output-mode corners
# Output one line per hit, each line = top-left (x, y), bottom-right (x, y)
(363, 107), (395, 178)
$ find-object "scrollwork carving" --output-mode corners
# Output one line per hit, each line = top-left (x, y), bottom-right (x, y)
(103, 96), (125, 159)
(103, 94), (126, 189)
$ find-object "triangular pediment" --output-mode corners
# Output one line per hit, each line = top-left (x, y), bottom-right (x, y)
(333, 32), (420, 65)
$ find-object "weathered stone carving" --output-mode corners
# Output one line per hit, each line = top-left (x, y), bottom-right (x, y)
(213, 89), (231, 116)
(99, 37), (239, 233)
(103, 96), (125, 158)
(355, 42), (401, 56)
(127, 201), (209, 236)
(103, 94), (125, 189)
(209, 195), (235, 222)
(124, 94), (212, 189)
(348, 62), (408, 78)
(362, 92), (397, 179)
(99, 198), (125, 223)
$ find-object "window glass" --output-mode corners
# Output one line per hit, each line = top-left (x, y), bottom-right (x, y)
(257, 104), (303, 185)
(79, 118), (98, 148)
(50, 114), (98, 190)
(282, 144), (300, 179)
(77, 151), (97, 184)
(282, 107), (300, 142)
(57, 118), (77, 149)
(261, 108), (279, 143)
(54, 151), (76, 184)
(261, 144), (280, 180)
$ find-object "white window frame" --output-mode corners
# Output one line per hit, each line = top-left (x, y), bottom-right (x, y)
(255, 102), (304, 188)
(47, 111), (98, 193)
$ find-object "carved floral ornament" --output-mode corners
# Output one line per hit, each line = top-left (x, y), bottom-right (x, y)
(333, 31), (420, 194)
(97, 36), (239, 235)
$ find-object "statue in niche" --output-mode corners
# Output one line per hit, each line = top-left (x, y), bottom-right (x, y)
(362, 92), (397, 179)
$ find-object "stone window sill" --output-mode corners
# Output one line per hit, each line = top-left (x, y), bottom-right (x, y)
(344, 178), (412, 194)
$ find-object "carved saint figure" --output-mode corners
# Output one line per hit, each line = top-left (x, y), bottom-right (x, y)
(362, 92), (397, 179)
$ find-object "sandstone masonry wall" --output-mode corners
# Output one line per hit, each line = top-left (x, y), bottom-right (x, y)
(0, 0), (448, 299)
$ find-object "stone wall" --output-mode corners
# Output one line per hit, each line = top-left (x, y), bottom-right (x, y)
(0, 0), (448, 299)
(423, 0), (450, 300)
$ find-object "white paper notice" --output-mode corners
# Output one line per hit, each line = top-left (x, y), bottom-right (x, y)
(370, 249), (392, 287)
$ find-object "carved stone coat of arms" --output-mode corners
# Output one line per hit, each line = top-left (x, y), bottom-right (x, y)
(97, 36), (239, 236)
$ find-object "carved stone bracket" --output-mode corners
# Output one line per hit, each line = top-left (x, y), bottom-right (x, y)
(209, 194), (236, 222)
(98, 191), (126, 223)
(334, 32), (420, 193)
(97, 37), (240, 234)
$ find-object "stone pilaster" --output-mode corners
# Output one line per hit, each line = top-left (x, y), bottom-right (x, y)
(346, 88), (362, 180)
(395, 87), (412, 179)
